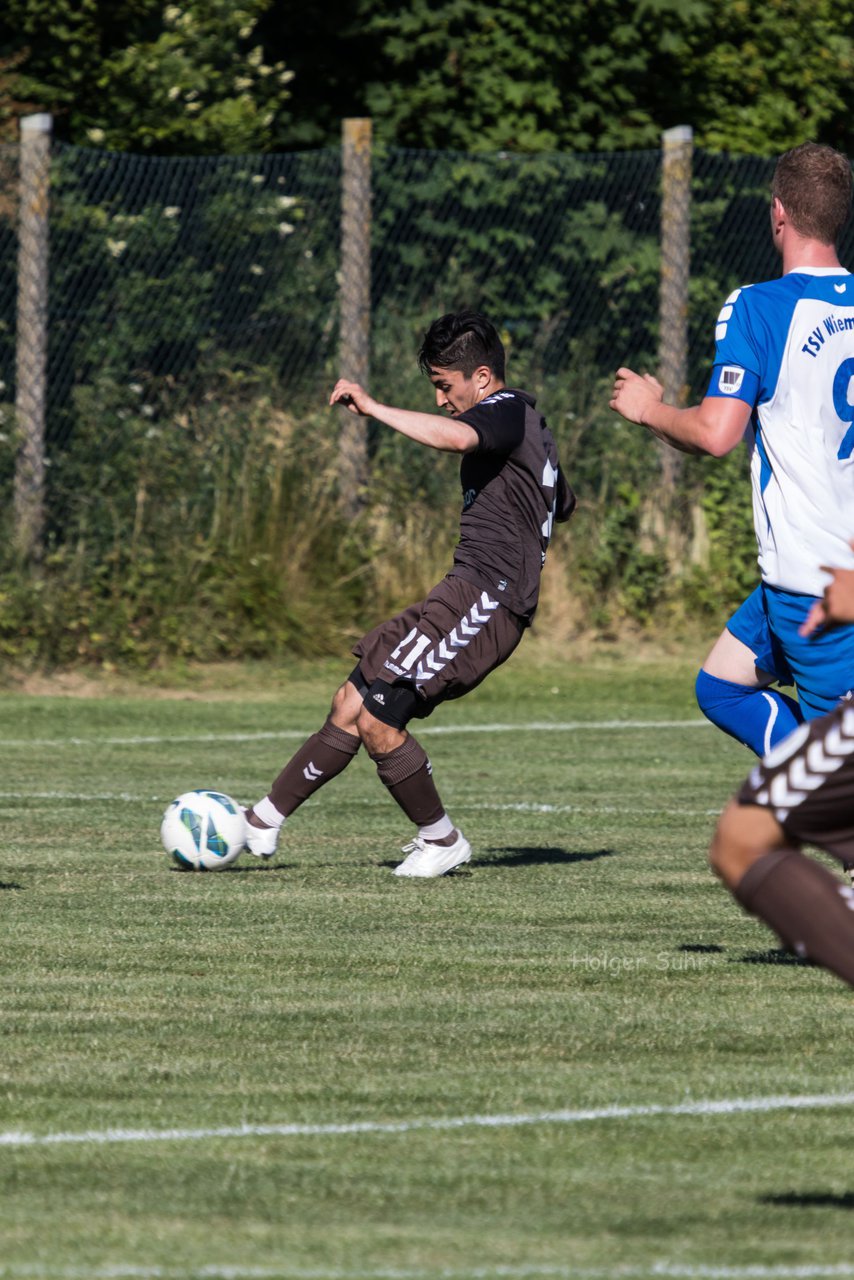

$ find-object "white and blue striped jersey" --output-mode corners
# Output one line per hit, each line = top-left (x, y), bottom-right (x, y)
(706, 267), (854, 595)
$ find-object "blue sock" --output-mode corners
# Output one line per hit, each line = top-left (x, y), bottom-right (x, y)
(695, 669), (803, 756)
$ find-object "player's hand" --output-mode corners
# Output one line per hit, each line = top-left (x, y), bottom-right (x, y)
(800, 598), (828, 637)
(609, 367), (664, 426)
(329, 379), (373, 416)
(800, 541), (854, 635)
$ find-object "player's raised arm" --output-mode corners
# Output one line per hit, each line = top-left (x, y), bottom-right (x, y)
(609, 368), (751, 457)
(330, 378), (478, 453)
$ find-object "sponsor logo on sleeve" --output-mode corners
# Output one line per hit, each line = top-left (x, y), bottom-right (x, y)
(718, 366), (745, 395)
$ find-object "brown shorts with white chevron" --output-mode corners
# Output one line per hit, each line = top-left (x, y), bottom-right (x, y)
(350, 573), (526, 730)
(737, 699), (854, 862)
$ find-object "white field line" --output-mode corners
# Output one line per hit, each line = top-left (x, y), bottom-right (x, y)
(0, 720), (710, 750)
(1, 1091), (853, 1151)
(462, 801), (724, 817)
(4, 1265), (854, 1280)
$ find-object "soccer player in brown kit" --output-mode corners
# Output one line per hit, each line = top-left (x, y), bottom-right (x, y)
(243, 309), (575, 877)
(711, 548), (854, 987)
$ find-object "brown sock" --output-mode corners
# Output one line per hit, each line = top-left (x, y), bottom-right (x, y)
(735, 848), (854, 987)
(371, 735), (447, 829)
(268, 718), (360, 818)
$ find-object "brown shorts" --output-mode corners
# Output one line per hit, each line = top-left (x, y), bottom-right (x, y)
(350, 573), (526, 730)
(737, 699), (854, 862)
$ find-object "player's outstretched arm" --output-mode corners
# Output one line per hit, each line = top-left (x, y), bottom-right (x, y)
(800, 543), (854, 635)
(329, 379), (378, 417)
(609, 367), (751, 457)
(330, 379), (478, 453)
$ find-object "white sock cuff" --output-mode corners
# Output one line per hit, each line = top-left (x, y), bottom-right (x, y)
(253, 796), (287, 828)
(418, 815), (454, 841)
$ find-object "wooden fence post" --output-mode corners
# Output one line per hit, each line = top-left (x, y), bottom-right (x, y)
(14, 111), (52, 563)
(658, 124), (692, 497)
(338, 117), (372, 517)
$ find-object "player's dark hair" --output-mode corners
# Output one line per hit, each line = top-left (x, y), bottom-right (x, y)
(771, 142), (853, 245)
(418, 310), (506, 381)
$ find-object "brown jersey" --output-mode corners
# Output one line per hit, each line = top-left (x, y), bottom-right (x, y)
(452, 388), (575, 622)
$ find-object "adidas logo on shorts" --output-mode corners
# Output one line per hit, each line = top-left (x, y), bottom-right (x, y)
(373, 692), (386, 705)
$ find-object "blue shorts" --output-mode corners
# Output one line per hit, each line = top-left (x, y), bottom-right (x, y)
(727, 583), (854, 719)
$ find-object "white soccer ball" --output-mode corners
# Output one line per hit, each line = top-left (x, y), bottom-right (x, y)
(160, 790), (247, 871)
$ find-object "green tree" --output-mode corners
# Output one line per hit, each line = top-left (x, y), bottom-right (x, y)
(676, 0), (854, 154)
(0, 0), (293, 153)
(4, 0), (854, 157)
(352, 0), (701, 153)
(336, 0), (854, 156)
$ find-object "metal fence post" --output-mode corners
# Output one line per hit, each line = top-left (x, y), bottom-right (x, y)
(658, 124), (692, 497)
(14, 111), (51, 562)
(338, 117), (372, 517)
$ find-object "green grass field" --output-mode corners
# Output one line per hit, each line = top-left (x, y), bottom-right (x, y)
(1, 653), (853, 1280)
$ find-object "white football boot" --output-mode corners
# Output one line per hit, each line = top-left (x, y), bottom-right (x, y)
(244, 812), (281, 860)
(393, 830), (471, 878)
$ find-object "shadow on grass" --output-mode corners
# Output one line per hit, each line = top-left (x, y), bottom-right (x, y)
(480, 846), (616, 868)
(760, 1191), (854, 1210)
(169, 863), (290, 875)
(678, 943), (725, 954)
(373, 848), (614, 873)
(0, 880), (22, 890)
(735, 946), (813, 967)
(230, 863), (290, 874)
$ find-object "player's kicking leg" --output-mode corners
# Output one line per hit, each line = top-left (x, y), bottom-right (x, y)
(709, 703), (854, 988)
(244, 678), (364, 858)
(245, 673), (469, 876)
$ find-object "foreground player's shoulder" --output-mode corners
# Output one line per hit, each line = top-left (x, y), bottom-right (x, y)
(715, 276), (804, 326)
(711, 282), (754, 348)
(707, 284), (760, 398)
(714, 278), (793, 333)
(729, 273), (825, 327)
(708, 277), (803, 398)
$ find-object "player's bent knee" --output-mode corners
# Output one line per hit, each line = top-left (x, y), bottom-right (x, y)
(709, 799), (783, 890)
(330, 680), (362, 728)
(708, 801), (743, 886)
(355, 703), (406, 756)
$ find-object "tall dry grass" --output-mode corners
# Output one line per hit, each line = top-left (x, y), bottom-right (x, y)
(0, 368), (755, 670)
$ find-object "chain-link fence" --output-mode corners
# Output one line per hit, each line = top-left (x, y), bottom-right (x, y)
(3, 124), (849, 558)
(34, 141), (341, 446)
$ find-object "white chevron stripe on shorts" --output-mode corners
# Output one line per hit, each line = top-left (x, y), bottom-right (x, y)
(414, 592), (499, 685)
(766, 703), (854, 821)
